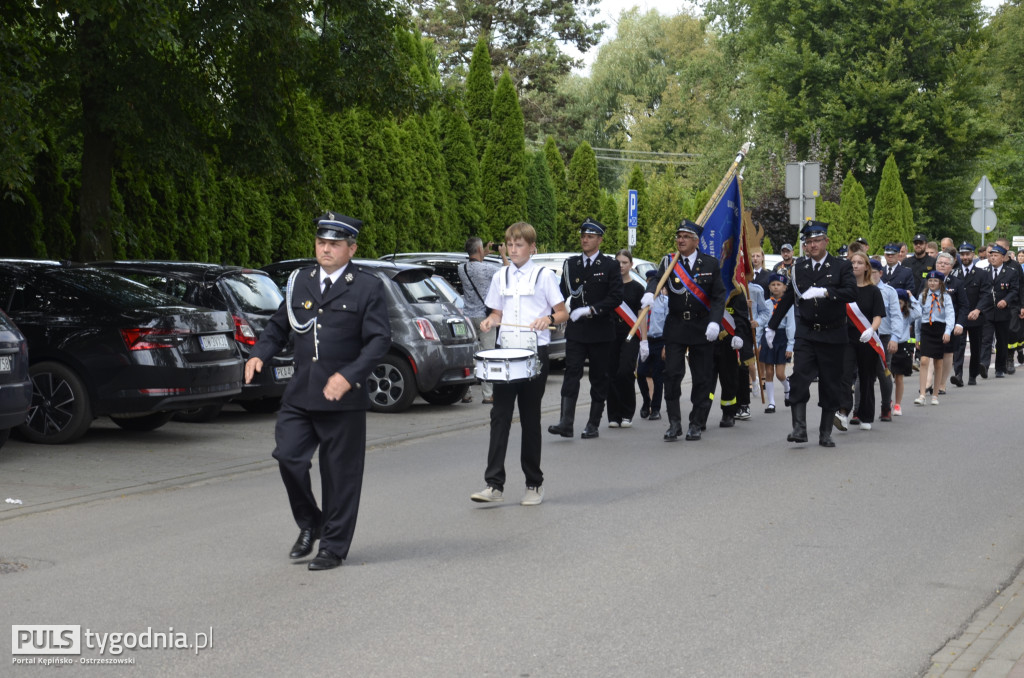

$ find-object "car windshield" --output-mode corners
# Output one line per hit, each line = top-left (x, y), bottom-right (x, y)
(394, 274), (445, 304)
(47, 268), (182, 308)
(221, 273), (284, 313)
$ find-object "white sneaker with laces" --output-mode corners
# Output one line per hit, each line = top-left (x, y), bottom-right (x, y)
(860, 422), (872, 430)
(931, 395), (939, 405)
(833, 412), (849, 431)
(913, 394), (926, 405)
(620, 418), (632, 428)
(608, 420), (620, 428)
(521, 486), (544, 506)
(893, 404), (903, 416)
(470, 486), (503, 503)
(735, 406), (751, 420)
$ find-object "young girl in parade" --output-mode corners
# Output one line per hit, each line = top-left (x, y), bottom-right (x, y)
(759, 272), (793, 413)
(889, 288), (920, 416)
(836, 251), (885, 431)
(914, 270), (955, 405)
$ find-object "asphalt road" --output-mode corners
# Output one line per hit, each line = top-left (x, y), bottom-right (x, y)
(2, 371), (1023, 677)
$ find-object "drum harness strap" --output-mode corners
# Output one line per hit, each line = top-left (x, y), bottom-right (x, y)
(499, 263), (544, 350)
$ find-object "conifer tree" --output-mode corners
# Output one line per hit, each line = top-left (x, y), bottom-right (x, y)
(871, 155), (907, 250)
(479, 70), (528, 239)
(543, 136), (571, 249)
(439, 101), (485, 247)
(601, 192), (622, 250)
(526, 150), (556, 247)
(566, 141), (601, 240)
(901, 192), (915, 245)
(465, 35), (495, 163)
(833, 170), (870, 251)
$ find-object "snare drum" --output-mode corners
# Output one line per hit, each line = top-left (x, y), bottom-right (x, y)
(474, 348), (539, 383)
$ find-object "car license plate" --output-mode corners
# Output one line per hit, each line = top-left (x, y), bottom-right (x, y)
(0, 356), (10, 373)
(274, 365), (294, 380)
(199, 334), (230, 351)
(452, 322), (467, 337)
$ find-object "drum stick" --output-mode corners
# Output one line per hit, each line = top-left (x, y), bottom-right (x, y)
(497, 322), (558, 330)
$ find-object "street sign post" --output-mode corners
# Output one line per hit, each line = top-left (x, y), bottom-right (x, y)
(627, 189), (638, 249)
(970, 176), (997, 245)
(786, 162), (819, 255)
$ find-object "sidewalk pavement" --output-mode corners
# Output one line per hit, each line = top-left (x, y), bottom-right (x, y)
(927, 562), (1024, 677)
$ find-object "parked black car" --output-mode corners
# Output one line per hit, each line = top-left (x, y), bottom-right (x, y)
(91, 261), (294, 420)
(262, 259), (477, 413)
(0, 308), (31, 451)
(0, 260), (244, 444)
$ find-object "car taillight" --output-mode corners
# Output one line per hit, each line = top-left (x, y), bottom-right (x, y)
(414, 318), (440, 341)
(120, 328), (188, 351)
(233, 316), (257, 346)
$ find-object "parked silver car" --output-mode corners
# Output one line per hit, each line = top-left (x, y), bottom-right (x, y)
(262, 258), (477, 412)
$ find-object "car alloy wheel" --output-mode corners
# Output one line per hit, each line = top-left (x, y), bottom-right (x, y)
(21, 361), (93, 444)
(366, 355), (418, 413)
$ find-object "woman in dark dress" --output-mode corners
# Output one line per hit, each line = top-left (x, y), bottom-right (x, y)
(606, 249), (647, 428)
(835, 251), (885, 431)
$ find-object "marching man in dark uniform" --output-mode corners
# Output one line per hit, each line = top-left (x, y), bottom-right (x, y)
(983, 243), (1020, 378)
(949, 242), (993, 385)
(640, 219), (726, 443)
(881, 242), (915, 292)
(764, 221), (857, 448)
(245, 212), (391, 571)
(548, 218), (624, 439)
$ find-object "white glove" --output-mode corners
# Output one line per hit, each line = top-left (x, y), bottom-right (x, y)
(570, 306), (591, 322)
(639, 340), (649, 362)
(730, 335), (743, 350)
(859, 328), (873, 343)
(801, 286), (827, 300)
(641, 292), (655, 308)
(705, 322), (720, 342)
(764, 328), (776, 348)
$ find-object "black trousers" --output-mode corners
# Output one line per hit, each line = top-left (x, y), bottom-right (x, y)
(485, 346), (549, 492)
(954, 325), (985, 378)
(637, 337), (666, 413)
(790, 335), (845, 411)
(560, 339), (612, 407)
(982, 319), (1009, 374)
(711, 340), (740, 416)
(273, 403), (366, 560)
(664, 339), (714, 426)
(607, 334), (640, 422)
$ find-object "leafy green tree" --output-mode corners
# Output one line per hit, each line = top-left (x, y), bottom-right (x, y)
(439, 101), (486, 244)
(832, 170), (870, 252)
(871, 155), (911, 250)
(480, 70), (528, 239)
(405, 0), (605, 94)
(600, 192), (621, 250)
(526, 150), (556, 247)
(566, 141), (601, 242)
(543, 136), (572, 249)
(465, 35), (495, 162)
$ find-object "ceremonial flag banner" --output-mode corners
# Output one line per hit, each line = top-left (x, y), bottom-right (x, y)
(699, 175), (749, 300)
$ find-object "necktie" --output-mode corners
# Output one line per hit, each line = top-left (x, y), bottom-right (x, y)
(322, 277), (333, 297)
(813, 262), (821, 273)
(683, 258), (691, 273)
(993, 268), (998, 280)
(584, 258), (590, 270)
(887, 267), (893, 276)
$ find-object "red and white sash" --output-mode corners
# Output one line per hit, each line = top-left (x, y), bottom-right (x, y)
(846, 302), (889, 374)
(721, 309), (736, 336)
(614, 302), (638, 329)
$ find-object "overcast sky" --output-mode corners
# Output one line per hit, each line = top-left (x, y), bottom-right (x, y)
(576, 0), (1006, 73)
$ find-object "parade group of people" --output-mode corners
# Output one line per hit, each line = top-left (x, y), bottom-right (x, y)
(246, 210), (1024, 570)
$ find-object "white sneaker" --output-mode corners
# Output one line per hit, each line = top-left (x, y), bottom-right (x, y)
(913, 394), (926, 405)
(470, 486), (503, 503)
(521, 486), (544, 506)
(608, 420), (620, 428)
(833, 412), (849, 431)
(860, 422), (872, 430)
(931, 395), (939, 405)
(735, 406), (751, 420)
(893, 404), (903, 416)
(620, 418), (632, 428)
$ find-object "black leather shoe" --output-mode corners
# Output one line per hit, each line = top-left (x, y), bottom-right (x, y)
(663, 420), (683, 442)
(648, 411), (661, 421)
(308, 549), (342, 571)
(289, 527), (320, 559)
(996, 371), (1005, 378)
(950, 374), (963, 387)
(685, 424), (702, 441)
(968, 377), (977, 385)
(719, 414), (735, 428)
(819, 433), (836, 448)
(640, 406), (650, 419)
(981, 366), (989, 379)
(548, 423), (573, 437)
(1007, 365), (1016, 375)
(581, 423), (599, 439)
